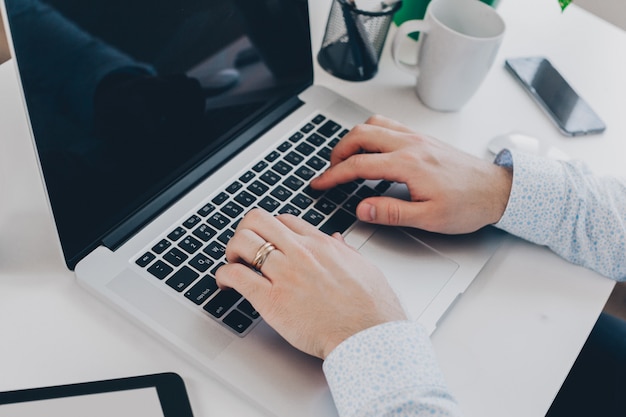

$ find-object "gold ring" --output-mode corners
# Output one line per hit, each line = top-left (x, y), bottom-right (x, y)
(252, 241), (276, 271)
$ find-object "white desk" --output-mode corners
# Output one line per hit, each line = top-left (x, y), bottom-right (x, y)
(1, 0), (624, 416)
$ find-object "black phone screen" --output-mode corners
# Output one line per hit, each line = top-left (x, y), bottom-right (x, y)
(505, 57), (606, 136)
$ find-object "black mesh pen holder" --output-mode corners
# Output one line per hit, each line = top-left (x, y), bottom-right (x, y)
(318, 0), (402, 81)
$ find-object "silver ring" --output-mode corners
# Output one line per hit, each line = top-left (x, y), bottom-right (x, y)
(252, 241), (276, 271)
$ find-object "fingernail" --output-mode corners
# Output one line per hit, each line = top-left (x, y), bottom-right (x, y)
(359, 202), (376, 222)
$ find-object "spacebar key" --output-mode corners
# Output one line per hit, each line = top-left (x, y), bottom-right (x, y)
(319, 209), (357, 235)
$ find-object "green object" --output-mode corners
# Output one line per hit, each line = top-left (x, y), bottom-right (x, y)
(393, 0), (500, 39)
(559, 0), (571, 11)
(392, 0), (430, 28)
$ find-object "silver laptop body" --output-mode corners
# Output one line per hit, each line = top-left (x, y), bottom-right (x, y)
(1, 1), (502, 415)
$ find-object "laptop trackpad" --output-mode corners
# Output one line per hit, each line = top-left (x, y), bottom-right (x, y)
(355, 226), (459, 320)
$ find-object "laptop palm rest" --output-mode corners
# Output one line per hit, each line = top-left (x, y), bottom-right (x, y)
(352, 225), (459, 320)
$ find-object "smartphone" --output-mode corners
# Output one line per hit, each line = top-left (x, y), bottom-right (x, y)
(505, 56), (606, 136)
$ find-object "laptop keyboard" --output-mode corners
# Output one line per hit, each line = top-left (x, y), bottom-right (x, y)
(134, 113), (392, 336)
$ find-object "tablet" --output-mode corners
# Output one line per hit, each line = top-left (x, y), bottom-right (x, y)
(0, 372), (194, 417)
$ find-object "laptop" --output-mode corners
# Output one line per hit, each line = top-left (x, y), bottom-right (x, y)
(1, 0), (502, 416)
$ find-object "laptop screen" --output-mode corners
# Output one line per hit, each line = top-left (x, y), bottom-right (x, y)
(4, 0), (313, 267)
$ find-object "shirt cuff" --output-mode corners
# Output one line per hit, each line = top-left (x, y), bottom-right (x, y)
(323, 321), (460, 417)
(493, 149), (569, 245)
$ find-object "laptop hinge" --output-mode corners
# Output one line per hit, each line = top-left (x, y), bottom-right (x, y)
(98, 95), (304, 254)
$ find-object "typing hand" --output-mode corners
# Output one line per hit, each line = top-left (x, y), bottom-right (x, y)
(311, 115), (513, 234)
(215, 209), (407, 360)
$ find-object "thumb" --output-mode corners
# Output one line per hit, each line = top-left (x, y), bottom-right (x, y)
(356, 196), (426, 228)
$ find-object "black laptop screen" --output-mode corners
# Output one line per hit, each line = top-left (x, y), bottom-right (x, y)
(4, 0), (313, 267)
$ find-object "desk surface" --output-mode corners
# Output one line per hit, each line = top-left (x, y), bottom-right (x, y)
(1, 0), (624, 416)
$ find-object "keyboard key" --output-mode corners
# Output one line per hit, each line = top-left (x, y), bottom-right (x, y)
(217, 229), (234, 245)
(301, 122), (315, 133)
(136, 252), (155, 267)
(166, 266), (199, 292)
(185, 275), (219, 305)
(277, 141), (292, 152)
(197, 203), (215, 217)
(283, 175), (304, 191)
(221, 201), (244, 218)
(223, 310), (253, 333)
(226, 181), (242, 194)
(270, 185), (292, 201)
(375, 180), (393, 193)
(356, 185), (377, 199)
(212, 192), (229, 205)
(234, 190), (256, 207)
(303, 185), (324, 199)
(208, 212), (230, 230)
(211, 261), (226, 276)
(338, 181), (359, 194)
(167, 226), (186, 241)
(343, 195), (362, 214)
(317, 147), (332, 161)
(288, 131), (304, 143)
(296, 142), (315, 156)
(317, 120), (341, 138)
(204, 290), (242, 318)
(284, 151), (304, 165)
(325, 188), (348, 204)
(192, 224), (217, 242)
(152, 239), (171, 254)
(306, 132), (326, 147)
(163, 247), (188, 267)
(178, 235), (202, 254)
(204, 241), (226, 260)
(252, 160), (268, 172)
(238, 299), (260, 319)
(147, 260), (173, 280)
(311, 114), (326, 124)
(260, 170), (280, 186)
(239, 170), (255, 183)
(189, 253), (214, 272)
(302, 209), (324, 226)
(314, 198), (336, 215)
(247, 180), (269, 196)
(259, 196), (280, 212)
(319, 209), (357, 235)
(265, 151), (280, 162)
(305, 156), (326, 171)
(278, 204), (301, 216)
(183, 215), (202, 229)
(291, 193), (313, 209)
(272, 161), (292, 176)
(294, 166), (315, 180)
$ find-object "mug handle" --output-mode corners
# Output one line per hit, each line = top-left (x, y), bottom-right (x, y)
(391, 20), (430, 75)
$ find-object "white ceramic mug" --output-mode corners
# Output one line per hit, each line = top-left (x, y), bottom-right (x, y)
(391, 0), (505, 111)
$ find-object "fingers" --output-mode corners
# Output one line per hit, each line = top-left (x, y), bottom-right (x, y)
(215, 263), (271, 309)
(311, 151), (405, 190)
(225, 212), (288, 279)
(311, 116), (428, 191)
(232, 208), (294, 251)
(356, 196), (430, 228)
(329, 123), (409, 166)
(364, 114), (414, 133)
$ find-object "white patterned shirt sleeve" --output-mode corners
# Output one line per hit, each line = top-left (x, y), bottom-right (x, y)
(494, 149), (626, 281)
(323, 321), (463, 417)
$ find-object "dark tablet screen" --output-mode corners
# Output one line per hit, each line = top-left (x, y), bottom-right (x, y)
(0, 373), (194, 417)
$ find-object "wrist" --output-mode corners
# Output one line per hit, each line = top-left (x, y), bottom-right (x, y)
(488, 162), (513, 225)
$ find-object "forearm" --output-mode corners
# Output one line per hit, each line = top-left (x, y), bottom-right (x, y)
(495, 150), (626, 281)
(323, 321), (463, 417)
